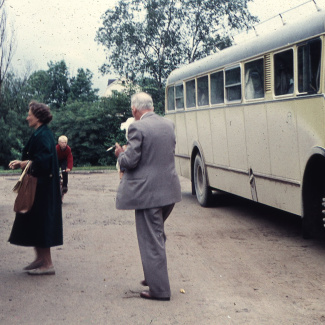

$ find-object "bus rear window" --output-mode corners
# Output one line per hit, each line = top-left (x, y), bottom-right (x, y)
(274, 49), (294, 95)
(167, 86), (175, 111)
(175, 84), (184, 109)
(298, 39), (321, 94)
(245, 59), (264, 99)
(197, 76), (209, 106)
(211, 71), (224, 104)
(186, 80), (196, 108)
(225, 67), (241, 101)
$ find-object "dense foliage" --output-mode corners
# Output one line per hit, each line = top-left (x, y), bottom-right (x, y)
(0, 61), (133, 169)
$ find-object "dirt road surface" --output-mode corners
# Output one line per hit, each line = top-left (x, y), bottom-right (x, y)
(1, 172), (325, 325)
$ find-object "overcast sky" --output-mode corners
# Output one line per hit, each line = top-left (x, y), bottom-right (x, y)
(6, 0), (325, 96)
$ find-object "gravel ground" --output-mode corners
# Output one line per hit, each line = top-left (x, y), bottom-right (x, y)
(1, 171), (325, 325)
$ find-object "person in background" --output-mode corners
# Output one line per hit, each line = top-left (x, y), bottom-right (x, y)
(56, 135), (73, 194)
(8, 101), (62, 275)
(115, 92), (182, 301)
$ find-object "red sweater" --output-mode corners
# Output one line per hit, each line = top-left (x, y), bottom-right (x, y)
(56, 144), (73, 170)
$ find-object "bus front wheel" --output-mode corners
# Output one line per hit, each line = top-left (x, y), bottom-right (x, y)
(193, 154), (212, 207)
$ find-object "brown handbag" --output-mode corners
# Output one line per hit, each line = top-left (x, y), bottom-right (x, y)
(13, 161), (37, 214)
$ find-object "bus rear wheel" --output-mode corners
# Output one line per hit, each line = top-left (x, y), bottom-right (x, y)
(302, 159), (325, 240)
(193, 154), (212, 207)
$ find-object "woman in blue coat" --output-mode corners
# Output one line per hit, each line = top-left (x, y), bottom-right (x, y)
(9, 101), (63, 275)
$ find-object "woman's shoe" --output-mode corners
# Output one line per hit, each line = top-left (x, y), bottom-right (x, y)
(23, 261), (43, 271)
(27, 266), (55, 275)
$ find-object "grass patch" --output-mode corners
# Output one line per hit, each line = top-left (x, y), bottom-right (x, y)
(0, 166), (116, 175)
(73, 166), (116, 171)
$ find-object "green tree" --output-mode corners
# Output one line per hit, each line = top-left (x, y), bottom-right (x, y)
(96, 0), (258, 92)
(46, 60), (70, 108)
(25, 70), (51, 104)
(69, 68), (99, 103)
(0, 61), (102, 168)
(0, 72), (32, 167)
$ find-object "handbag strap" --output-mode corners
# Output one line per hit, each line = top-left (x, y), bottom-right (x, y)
(18, 160), (31, 182)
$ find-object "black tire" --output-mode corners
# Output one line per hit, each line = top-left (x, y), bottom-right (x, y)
(302, 161), (325, 240)
(193, 154), (212, 207)
(302, 196), (325, 240)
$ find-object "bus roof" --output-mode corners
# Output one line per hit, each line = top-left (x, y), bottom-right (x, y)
(167, 10), (325, 85)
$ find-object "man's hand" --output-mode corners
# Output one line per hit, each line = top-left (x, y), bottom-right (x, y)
(114, 143), (124, 157)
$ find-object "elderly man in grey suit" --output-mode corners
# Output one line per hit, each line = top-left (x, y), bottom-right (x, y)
(115, 92), (181, 301)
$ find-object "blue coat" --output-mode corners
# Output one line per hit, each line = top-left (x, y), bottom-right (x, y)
(9, 125), (63, 247)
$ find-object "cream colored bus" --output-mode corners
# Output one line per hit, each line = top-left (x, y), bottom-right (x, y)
(165, 10), (325, 239)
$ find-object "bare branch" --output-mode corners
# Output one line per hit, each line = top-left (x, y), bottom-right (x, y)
(0, 0), (16, 93)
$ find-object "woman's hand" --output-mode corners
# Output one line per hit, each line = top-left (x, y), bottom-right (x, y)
(8, 160), (29, 170)
(8, 160), (21, 170)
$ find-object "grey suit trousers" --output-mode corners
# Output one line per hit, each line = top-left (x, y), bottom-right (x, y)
(135, 204), (175, 298)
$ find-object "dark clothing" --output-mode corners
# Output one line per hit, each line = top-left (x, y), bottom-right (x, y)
(58, 159), (68, 188)
(56, 144), (73, 188)
(56, 144), (73, 170)
(9, 125), (63, 247)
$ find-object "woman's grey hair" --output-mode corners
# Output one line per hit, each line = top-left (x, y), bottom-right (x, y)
(131, 92), (153, 111)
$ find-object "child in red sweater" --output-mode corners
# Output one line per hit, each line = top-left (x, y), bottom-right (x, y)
(56, 135), (73, 193)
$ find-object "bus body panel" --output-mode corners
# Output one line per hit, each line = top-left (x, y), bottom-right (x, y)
(206, 166), (251, 200)
(174, 112), (189, 156)
(244, 103), (271, 174)
(197, 110), (214, 164)
(210, 108), (229, 167)
(296, 96), (325, 175)
(225, 106), (248, 171)
(254, 178), (301, 215)
(266, 99), (300, 180)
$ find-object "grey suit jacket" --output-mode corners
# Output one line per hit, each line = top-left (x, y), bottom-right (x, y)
(116, 112), (182, 210)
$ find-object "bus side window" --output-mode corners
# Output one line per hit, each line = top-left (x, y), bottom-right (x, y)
(167, 86), (175, 111)
(225, 67), (241, 101)
(298, 39), (321, 94)
(245, 58), (264, 99)
(211, 71), (224, 104)
(197, 76), (209, 107)
(186, 79), (196, 108)
(175, 84), (184, 109)
(274, 49), (294, 96)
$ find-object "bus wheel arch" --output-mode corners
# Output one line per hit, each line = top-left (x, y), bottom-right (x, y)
(302, 151), (325, 239)
(191, 147), (212, 207)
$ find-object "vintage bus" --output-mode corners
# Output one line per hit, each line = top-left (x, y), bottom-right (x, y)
(165, 9), (325, 239)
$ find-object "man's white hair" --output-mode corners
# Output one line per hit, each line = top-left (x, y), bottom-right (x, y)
(131, 92), (153, 111)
